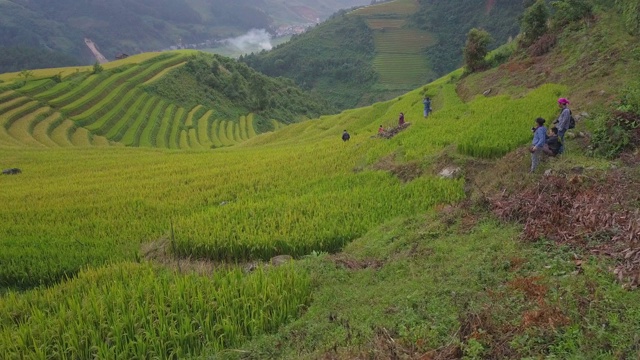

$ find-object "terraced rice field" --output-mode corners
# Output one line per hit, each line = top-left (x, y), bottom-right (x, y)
(0, 51), (272, 149)
(0, 58), (567, 357)
(354, 0), (437, 90)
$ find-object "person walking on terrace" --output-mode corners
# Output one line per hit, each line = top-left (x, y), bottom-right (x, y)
(554, 98), (571, 154)
(530, 117), (547, 173)
(342, 129), (350, 142)
(423, 97), (432, 118)
(398, 112), (405, 126)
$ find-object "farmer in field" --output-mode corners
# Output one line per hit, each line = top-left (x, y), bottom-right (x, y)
(530, 117), (547, 173)
(378, 125), (384, 134)
(398, 112), (405, 126)
(543, 127), (562, 157)
(423, 97), (432, 118)
(554, 98), (571, 154)
(342, 129), (350, 142)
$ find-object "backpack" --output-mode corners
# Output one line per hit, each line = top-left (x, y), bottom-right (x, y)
(568, 110), (576, 129)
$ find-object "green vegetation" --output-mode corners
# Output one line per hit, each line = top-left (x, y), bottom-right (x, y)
(241, 13), (377, 110)
(464, 28), (493, 73)
(0, 0), (369, 71)
(0, 51), (324, 151)
(1, 1), (640, 358)
(145, 53), (333, 129)
(0, 263), (310, 359)
(243, 0), (524, 110)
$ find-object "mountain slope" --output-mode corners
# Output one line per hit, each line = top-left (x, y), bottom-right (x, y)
(0, 51), (331, 149)
(242, 0), (524, 110)
(0, 0), (370, 72)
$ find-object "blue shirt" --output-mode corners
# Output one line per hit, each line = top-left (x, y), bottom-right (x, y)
(532, 126), (547, 148)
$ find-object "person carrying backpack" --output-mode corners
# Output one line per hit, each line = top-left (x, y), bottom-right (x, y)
(342, 130), (350, 142)
(530, 117), (547, 173)
(555, 98), (572, 154)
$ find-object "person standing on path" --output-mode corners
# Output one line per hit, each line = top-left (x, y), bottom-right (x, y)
(423, 97), (432, 118)
(398, 112), (405, 126)
(555, 98), (571, 154)
(530, 117), (547, 173)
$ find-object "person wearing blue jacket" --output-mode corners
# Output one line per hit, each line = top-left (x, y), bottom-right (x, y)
(530, 117), (547, 173)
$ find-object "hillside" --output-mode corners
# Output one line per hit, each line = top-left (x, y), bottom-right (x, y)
(242, 0), (524, 110)
(0, 51), (331, 149)
(2, 0), (640, 359)
(0, 0), (369, 72)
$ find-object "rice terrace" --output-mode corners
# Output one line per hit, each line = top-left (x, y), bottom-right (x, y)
(2, 0), (640, 359)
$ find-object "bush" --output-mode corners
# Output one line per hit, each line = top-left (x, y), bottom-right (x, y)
(519, 0), (550, 47)
(589, 85), (640, 158)
(528, 33), (557, 57)
(550, 0), (594, 28)
(616, 0), (640, 35)
(463, 28), (493, 73)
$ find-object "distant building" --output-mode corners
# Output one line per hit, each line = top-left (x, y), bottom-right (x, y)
(115, 53), (129, 60)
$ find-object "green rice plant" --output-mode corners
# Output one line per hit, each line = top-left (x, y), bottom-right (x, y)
(157, 104), (177, 148)
(60, 65), (146, 114)
(179, 129), (189, 148)
(121, 97), (161, 146)
(0, 96), (30, 114)
(0, 262), (311, 358)
(69, 126), (93, 147)
(48, 119), (75, 147)
(217, 120), (234, 146)
(104, 93), (151, 141)
(209, 119), (224, 148)
(6, 106), (51, 147)
(169, 107), (187, 149)
(196, 110), (214, 148)
(47, 74), (105, 108)
(247, 114), (257, 138)
(142, 99), (169, 147)
(15, 79), (56, 96)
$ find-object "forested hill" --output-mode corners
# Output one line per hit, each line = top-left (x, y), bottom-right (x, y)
(241, 0), (524, 110)
(0, 0), (369, 73)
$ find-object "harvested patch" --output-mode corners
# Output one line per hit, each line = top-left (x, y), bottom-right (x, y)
(372, 153), (422, 183)
(330, 254), (384, 270)
(491, 170), (640, 288)
(141, 238), (220, 275)
(377, 123), (411, 139)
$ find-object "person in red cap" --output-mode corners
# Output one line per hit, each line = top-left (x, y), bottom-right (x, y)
(555, 98), (571, 154)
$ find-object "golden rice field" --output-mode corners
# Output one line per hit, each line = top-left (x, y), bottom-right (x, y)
(0, 54), (566, 357)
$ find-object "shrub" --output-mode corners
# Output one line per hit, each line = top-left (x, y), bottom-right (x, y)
(550, 0), (594, 28)
(519, 0), (550, 47)
(589, 85), (640, 158)
(616, 0), (640, 35)
(528, 33), (557, 57)
(463, 28), (493, 73)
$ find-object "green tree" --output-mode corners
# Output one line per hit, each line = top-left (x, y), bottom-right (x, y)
(18, 69), (33, 85)
(520, 0), (549, 47)
(550, 0), (593, 27)
(463, 28), (493, 73)
(92, 62), (104, 74)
